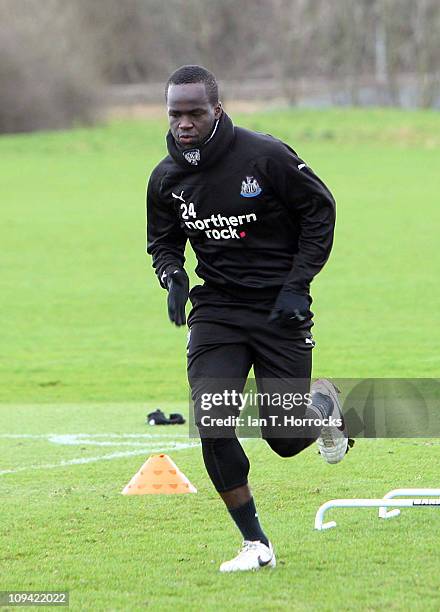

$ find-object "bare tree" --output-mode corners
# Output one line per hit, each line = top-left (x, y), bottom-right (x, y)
(0, 0), (100, 133)
(1, 0), (439, 132)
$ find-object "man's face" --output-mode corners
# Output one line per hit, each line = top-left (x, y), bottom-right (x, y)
(167, 82), (222, 149)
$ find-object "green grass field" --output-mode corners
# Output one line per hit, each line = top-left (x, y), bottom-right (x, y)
(1, 107), (440, 610)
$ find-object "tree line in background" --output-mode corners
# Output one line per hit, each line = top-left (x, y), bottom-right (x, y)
(1, 0), (439, 133)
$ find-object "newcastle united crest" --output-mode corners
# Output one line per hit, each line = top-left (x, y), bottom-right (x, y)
(183, 149), (201, 165)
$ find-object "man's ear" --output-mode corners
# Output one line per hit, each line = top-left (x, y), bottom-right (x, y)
(214, 101), (223, 119)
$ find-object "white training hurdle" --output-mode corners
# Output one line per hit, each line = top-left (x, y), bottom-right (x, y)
(378, 488), (440, 519)
(315, 488), (440, 531)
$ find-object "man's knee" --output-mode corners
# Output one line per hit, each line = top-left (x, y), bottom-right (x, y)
(200, 437), (250, 492)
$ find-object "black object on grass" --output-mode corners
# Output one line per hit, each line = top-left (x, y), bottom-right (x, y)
(146, 409), (186, 425)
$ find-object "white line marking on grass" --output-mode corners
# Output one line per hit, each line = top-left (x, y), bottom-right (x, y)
(0, 434), (52, 439)
(0, 433), (189, 440)
(0, 433), (192, 447)
(0, 441), (199, 476)
(47, 434), (192, 446)
(0, 433), (199, 476)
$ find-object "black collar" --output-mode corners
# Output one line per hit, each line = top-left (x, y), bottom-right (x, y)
(166, 111), (235, 172)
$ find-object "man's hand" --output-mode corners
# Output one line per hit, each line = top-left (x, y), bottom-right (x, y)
(268, 287), (310, 326)
(166, 269), (189, 326)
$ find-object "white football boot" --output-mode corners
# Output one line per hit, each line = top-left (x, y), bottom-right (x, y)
(312, 379), (349, 464)
(219, 540), (276, 573)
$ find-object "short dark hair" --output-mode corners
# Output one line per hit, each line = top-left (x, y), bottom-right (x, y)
(165, 65), (219, 105)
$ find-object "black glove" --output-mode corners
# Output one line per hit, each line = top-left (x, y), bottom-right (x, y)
(166, 268), (189, 326)
(268, 287), (310, 326)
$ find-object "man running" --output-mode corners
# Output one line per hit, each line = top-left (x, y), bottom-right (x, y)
(147, 65), (350, 572)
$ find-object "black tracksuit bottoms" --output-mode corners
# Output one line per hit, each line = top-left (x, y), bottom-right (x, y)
(187, 284), (318, 493)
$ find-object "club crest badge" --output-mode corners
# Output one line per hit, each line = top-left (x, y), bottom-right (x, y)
(183, 149), (201, 165)
(240, 176), (262, 197)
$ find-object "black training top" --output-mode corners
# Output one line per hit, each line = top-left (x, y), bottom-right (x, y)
(146, 110), (335, 298)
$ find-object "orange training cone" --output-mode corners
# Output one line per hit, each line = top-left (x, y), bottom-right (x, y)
(122, 453), (197, 495)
